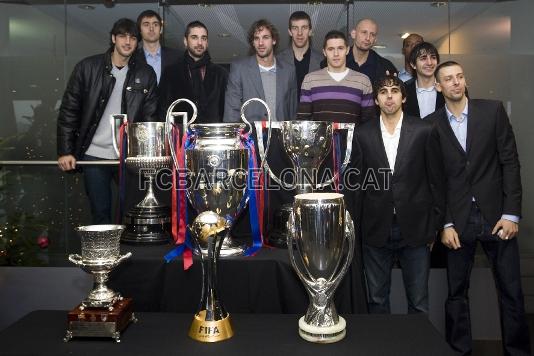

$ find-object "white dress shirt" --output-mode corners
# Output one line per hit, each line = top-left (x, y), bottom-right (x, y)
(380, 113), (403, 173)
(416, 81), (437, 118)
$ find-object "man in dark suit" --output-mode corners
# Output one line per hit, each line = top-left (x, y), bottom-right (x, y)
(404, 42), (445, 119)
(158, 21), (228, 123)
(429, 61), (530, 355)
(224, 19), (298, 122)
(354, 75), (443, 314)
(277, 11), (323, 98)
(135, 10), (180, 86)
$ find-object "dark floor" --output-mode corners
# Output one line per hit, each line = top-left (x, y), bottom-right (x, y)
(472, 314), (534, 355)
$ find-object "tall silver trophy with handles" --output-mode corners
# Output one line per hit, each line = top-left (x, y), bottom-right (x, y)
(111, 115), (172, 244)
(166, 98), (271, 257)
(255, 120), (354, 247)
(288, 193), (355, 343)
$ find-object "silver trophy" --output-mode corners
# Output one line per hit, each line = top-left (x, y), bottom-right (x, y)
(65, 225), (135, 342)
(166, 98), (271, 257)
(68, 225), (131, 309)
(287, 193), (355, 343)
(111, 115), (172, 244)
(255, 120), (355, 247)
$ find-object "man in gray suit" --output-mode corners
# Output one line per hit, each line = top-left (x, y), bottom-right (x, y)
(278, 11), (323, 97)
(224, 19), (298, 122)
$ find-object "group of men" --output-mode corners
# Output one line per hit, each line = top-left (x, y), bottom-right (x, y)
(56, 10), (530, 355)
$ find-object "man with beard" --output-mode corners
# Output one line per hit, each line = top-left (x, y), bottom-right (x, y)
(278, 11), (323, 98)
(346, 18), (397, 85)
(354, 75), (443, 314)
(158, 21), (228, 123)
(224, 19), (297, 122)
(136, 10), (180, 86)
(57, 18), (158, 224)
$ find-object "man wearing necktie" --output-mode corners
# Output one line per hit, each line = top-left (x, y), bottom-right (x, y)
(428, 61), (531, 356)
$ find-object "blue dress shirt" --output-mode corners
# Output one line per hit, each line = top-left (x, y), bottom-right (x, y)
(144, 47), (162, 84)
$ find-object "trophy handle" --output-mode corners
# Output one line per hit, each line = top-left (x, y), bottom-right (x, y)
(287, 210), (315, 287)
(68, 254), (84, 266)
(325, 210), (355, 296)
(253, 121), (293, 190)
(240, 98), (272, 170)
(110, 114), (128, 157)
(114, 252), (132, 267)
(316, 123), (355, 189)
(165, 98), (198, 171)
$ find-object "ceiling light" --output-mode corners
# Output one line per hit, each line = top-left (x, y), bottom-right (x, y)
(78, 5), (95, 10)
(431, 2), (447, 7)
(198, 3), (211, 7)
(218, 33), (230, 38)
(373, 44), (387, 49)
(400, 33), (410, 39)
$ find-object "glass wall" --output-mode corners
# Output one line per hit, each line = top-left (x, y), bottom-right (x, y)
(1, 1), (533, 265)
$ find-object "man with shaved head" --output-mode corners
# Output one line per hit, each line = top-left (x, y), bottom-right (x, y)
(398, 33), (423, 82)
(347, 18), (397, 84)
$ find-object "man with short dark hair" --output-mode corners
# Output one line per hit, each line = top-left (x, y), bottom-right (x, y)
(347, 18), (397, 84)
(429, 61), (531, 355)
(404, 42), (444, 119)
(354, 75), (443, 314)
(398, 33), (423, 82)
(136, 9), (180, 85)
(224, 19), (297, 122)
(298, 30), (374, 124)
(278, 11), (323, 97)
(57, 18), (158, 224)
(158, 21), (227, 123)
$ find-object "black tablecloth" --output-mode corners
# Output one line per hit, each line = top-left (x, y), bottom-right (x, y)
(0, 311), (454, 356)
(104, 244), (367, 314)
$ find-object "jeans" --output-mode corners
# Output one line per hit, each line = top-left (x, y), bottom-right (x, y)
(82, 155), (119, 224)
(445, 203), (530, 356)
(363, 218), (430, 314)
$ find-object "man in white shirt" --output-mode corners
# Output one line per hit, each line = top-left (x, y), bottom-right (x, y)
(353, 75), (444, 314)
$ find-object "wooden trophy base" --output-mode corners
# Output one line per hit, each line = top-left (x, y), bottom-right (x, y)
(64, 298), (136, 343)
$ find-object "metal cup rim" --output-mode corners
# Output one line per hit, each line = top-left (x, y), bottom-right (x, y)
(294, 192), (344, 201)
(281, 120), (333, 126)
(75, 224), (126, 232)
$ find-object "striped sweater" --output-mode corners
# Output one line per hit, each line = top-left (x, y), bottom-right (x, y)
(297, 68), (375, 124)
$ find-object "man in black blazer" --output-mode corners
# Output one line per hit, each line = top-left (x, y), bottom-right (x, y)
(135, 10), (180, 86)
(429, 61), (530, 355)
(354, 75), (443, 314)
(404, 42), (445, 119)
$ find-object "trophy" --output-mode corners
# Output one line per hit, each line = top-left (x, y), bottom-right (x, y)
(188, 211), (233, 342)
(255, 120), (355, 247)
(287, 193), (355, 343)
(111, 115), (172, 244)
(65, 225), (135, 342)
(166, 98), (271, 257)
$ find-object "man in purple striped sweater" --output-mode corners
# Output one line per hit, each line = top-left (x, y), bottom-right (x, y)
(297, 30), (375, 124)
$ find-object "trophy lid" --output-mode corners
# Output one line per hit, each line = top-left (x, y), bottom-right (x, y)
(295, 193), (344, 201)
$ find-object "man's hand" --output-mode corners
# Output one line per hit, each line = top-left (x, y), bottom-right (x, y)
(492, 219), (519, 240)
(58, 155), (76, 171)
(441, 226), (461, 250)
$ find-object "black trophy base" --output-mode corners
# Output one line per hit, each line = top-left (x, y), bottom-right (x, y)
(266, 204), (292, 249)
(64, 298), (137, 343)
(122, 206), (171, 244)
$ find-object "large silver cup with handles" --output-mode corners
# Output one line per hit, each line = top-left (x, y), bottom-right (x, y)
(111, 115), (171, 244)
(68, 225), (132, 310)
(255, 120), (355, 248)
(166, 98), (271, 257)
(288, 193), (355, 343)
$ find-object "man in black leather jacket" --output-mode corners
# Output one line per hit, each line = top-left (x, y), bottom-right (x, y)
(57, 18), (158, 224)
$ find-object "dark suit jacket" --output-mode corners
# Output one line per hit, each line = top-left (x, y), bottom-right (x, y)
(157, 56), (228, 123)
(404, 78), (445, 118)
(353, 114), (444, 247)
(223, 55), (298, 122)
(427, 99), (522, 236)
(135, 46), (181, 86)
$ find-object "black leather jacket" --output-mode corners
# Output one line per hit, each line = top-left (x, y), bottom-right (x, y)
(57, 48), (158, 159)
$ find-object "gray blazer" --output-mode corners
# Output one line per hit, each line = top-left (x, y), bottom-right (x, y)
(223, 55), (298, 122)
(277, 46), (323, 74)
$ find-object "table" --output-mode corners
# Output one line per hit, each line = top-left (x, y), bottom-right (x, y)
(0, 311), (454, 356)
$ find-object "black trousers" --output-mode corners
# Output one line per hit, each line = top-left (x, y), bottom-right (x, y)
(445, 203), (531, 356)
